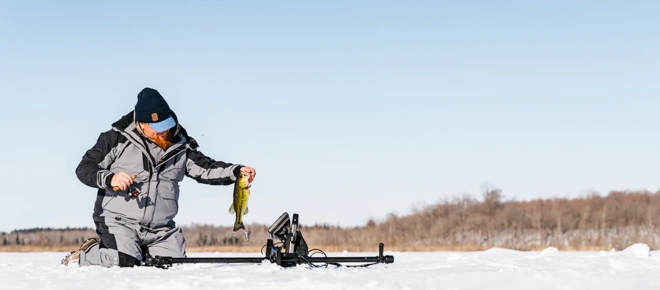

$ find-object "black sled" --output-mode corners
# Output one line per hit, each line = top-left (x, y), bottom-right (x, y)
(141, 212), (394, 269)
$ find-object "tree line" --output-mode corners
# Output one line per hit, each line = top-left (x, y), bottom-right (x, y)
(3, 188), (660, 251)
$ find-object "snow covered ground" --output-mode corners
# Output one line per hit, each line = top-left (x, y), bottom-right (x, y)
(2, 244), (660, 290)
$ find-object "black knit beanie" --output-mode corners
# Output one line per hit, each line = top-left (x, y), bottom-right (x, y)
(135, 88), (172, 123)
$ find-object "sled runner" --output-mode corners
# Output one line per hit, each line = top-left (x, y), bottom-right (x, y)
(141, 212), (395, 269)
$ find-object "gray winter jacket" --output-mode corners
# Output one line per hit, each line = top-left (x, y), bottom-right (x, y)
(76, 111), (242, 229)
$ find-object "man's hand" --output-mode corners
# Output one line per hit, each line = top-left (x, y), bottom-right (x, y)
(111, 172), (135, 191)
(241, 166), (256, 183)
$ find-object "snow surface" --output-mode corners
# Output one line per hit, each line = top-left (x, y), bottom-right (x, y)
(3, 244), (660, 290)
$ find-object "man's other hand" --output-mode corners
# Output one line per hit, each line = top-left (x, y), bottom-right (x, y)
(241, 166), (256, 183)
(111, 172), (134, 191)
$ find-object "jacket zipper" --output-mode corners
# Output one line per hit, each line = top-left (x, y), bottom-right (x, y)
(147, 148), (189, 228)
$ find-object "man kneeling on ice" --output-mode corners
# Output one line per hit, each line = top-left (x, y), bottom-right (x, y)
(62, 87), (256, 267)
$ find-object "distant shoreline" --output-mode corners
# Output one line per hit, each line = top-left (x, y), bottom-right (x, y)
(3, 189), (660, 252)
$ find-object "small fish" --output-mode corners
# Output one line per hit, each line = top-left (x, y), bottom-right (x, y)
(229, 171), (251, 232)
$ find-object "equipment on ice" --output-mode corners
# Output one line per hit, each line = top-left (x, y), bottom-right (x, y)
(141, 212), (395, 269)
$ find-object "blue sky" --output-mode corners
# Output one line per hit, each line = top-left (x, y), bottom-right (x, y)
(0, 1), (658, 232)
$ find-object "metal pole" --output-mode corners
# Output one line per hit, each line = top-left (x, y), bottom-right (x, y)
(169, 257), (267, 264)
(305, 255), (394, 264)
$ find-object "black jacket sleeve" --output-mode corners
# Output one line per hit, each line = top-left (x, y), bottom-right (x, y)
(184, 149), (243, 185)
(75, 130), (121, 189)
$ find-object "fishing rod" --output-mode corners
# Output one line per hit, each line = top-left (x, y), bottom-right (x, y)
(141, 212), (395, 269)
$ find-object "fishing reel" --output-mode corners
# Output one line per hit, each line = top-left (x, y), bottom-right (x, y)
(127, 186), (141, 198)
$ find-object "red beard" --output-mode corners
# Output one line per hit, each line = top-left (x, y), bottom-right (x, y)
(152, 135), (172, 149)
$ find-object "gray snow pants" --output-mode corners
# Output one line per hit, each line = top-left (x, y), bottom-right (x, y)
(79, 215), (186, 267)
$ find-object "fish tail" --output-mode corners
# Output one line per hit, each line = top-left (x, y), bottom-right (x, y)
(233, 221), (245, 232)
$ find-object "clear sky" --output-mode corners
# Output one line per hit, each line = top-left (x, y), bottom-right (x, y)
(0, 1), (658, 232)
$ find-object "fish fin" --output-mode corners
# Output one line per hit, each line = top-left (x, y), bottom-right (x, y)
(229, 203), (235, 214)
(233, 222), (245, 232)
(244, 207), (249, 215)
